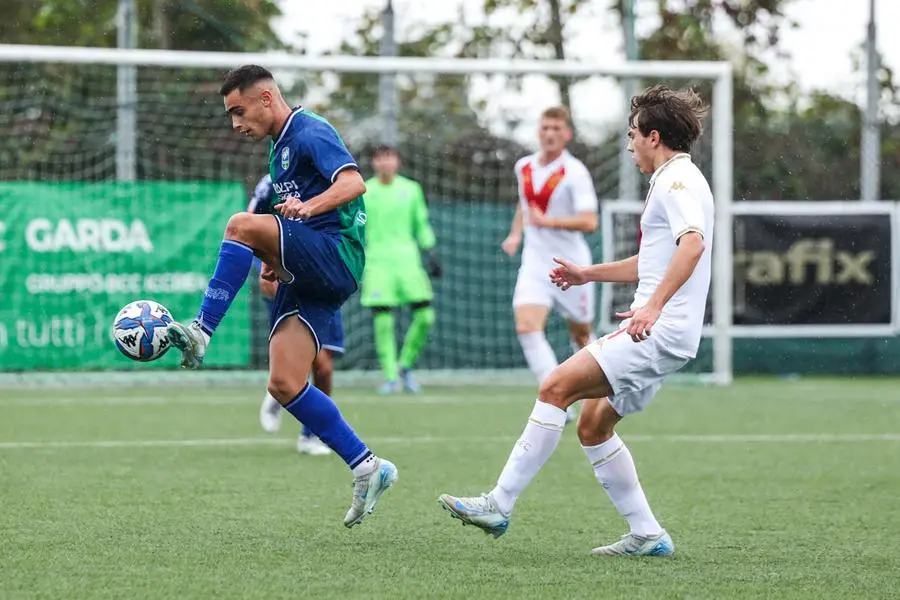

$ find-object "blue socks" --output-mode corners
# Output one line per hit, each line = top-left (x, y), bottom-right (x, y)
(285, 384), (372, 469)
(301, 424), (313, 438)
(197, 240), (254, 335)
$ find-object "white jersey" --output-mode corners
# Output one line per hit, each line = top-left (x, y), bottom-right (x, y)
(632, 153), (714, 358)
(515, 150), (598, 268)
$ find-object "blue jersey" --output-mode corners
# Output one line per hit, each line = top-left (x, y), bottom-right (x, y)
(267, 108), (367, 282)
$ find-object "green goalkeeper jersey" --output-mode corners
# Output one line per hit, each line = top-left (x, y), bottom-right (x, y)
(363, 175), (435, 266)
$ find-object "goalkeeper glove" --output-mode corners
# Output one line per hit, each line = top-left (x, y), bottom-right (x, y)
(426, 249), (443, 279)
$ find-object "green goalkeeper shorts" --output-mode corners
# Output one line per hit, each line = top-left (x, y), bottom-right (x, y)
(361, 261), (433, 307)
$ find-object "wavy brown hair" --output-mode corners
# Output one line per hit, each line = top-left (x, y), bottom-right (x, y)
(629, 85), (708, 153)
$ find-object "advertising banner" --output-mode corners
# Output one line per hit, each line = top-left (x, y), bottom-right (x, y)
(0, 182), (249, 370)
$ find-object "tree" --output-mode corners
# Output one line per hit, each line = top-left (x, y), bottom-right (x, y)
(315, 6), (486, 149)
(473, 0), (592, 114)
(0, 0), (285, 184)
(0, 0), (283, 51)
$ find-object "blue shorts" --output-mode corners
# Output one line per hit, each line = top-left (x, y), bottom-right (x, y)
(269, 216), (357, 353)
(265, 298), (344, 355)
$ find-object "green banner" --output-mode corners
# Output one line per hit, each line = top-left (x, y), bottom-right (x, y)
(0, 182), (249, 370)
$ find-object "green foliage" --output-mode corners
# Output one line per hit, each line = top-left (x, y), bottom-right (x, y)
(0, 0), (283, 51)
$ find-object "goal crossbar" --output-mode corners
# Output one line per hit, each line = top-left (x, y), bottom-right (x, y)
(0, 43), (731, 79)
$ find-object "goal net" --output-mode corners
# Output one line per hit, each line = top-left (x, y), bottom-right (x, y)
(0, 46), (733, 383)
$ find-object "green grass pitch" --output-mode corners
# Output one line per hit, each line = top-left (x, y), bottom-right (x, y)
(2, 378), (899, 599)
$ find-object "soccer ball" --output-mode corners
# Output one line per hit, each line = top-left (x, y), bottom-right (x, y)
(112, 300), (174, 362)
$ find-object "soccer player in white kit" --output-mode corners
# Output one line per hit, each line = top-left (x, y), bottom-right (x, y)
(501, 106), (599, 422)
(439, 85), (713, 557)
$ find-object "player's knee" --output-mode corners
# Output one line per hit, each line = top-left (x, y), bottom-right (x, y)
(224, 212), (255, 244)
(267, 372), (304, 404)
(538, 371), (573, 410)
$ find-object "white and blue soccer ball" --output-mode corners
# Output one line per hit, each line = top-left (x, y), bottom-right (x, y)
(112, 300), (173, 362)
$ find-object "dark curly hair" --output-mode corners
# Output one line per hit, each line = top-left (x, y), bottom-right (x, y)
(629, 84), (708, 153)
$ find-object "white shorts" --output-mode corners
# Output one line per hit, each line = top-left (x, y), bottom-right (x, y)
(585, 323), (690, 416)
(512, 263), (595, 324)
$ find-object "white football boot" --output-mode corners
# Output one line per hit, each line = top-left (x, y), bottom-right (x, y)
(166, 320), (208, 369)
(591, 531), (675, 557)
(344, 458), (398, 528)
(437, 493), (510, 538)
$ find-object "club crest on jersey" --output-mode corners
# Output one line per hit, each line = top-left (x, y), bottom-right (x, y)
(281, 147), (290, 170)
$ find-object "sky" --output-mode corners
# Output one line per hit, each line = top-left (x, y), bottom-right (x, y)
(272, 0), (899, 143)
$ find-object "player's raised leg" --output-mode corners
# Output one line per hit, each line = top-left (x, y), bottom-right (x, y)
(438, 348), (610, 537)
(577, 397), (672, 556)
(169, 212), (283, 369)
(269, 315), (396, 527)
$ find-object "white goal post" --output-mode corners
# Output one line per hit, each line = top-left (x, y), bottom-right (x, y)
(0, 43), (734, 385)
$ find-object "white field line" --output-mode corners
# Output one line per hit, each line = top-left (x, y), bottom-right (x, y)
(0, 394), (525, 407)
(3, 393), (900, 408)
(1, 433), (899, 451)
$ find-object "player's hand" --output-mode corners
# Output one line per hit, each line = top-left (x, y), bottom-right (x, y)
(528, 206), (552, 228)
(549, 257), (587, 290)
(617, 303), (661, 343)
(275, 196), (311, 220)
(501, 233), (521, 257)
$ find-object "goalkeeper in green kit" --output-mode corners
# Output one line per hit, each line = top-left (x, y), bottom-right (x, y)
(362, 145), (442, 394)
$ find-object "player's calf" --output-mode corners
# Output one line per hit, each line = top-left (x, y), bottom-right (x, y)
(313, 351), (334, 396)
(576, 397), (619, 447)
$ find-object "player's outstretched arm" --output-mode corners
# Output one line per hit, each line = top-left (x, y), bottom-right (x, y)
(550, 255), (639, 290)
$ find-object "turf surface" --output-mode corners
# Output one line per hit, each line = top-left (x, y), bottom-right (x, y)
(2, 378), (899, 599)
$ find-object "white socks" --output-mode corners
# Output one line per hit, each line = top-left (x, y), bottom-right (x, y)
(582, 433), (663, 538)
(517, 332), (558, 384)
(490, 400), (567, 515)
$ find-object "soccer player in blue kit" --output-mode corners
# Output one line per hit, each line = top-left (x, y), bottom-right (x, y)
(167, 65), (397, 528)
(250, 174), (336, 457)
